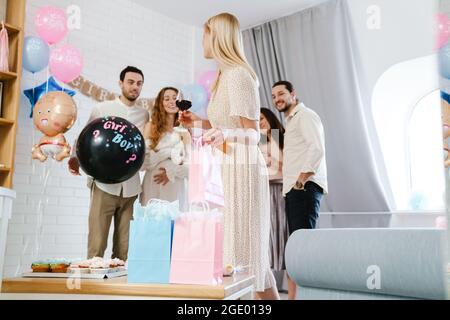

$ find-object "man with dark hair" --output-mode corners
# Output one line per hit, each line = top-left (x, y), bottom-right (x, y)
(272, 80), (294, 94)
(68, 66), (149, 261)
(272, 80), (328, 300)
(120, 66), (144, 82)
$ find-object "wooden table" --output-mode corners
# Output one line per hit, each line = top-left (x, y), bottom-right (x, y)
(0, 273), (255, 300)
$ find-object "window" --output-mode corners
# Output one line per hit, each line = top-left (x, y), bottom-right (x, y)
(372, 54), (445, 211)
(408, 89), (445, 210)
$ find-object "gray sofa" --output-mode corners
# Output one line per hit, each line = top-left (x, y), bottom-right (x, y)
(285, 228), (448, 299)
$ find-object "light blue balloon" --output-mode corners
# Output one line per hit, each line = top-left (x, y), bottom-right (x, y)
(439, 43), (450, 79)
(195, 106), (208, 119)
(409, 191), (427, 210)
(23, 36), (50, 73)
(180, 84), (209, 117)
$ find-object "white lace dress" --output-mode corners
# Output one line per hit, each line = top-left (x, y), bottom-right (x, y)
(207, 66), (276, 292)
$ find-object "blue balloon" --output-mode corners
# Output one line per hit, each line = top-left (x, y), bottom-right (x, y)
(181, 84), (209, 118)
(23, 77), (76, 118)
(441, 91), (450, 104)
(194, 106), (208, 120)
(409, 191), (427, 210)
(23, 36), (50, 74)
(439, 43), (450, 79)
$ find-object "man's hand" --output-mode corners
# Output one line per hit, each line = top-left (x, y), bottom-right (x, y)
(153, 168), (169, 185)
(68, 157), (81, 176)
(297, 172), (314, 186)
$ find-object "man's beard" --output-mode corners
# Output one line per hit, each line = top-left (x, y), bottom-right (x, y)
(277, 101), (292, 113)
(123, 91), (139, 102)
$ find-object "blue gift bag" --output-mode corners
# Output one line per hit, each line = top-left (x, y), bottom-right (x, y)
(127, 200), (178, 284)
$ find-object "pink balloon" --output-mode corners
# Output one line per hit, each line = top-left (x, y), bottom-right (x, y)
(437, 13), (450, 50)
(49, 45), (84, 83)
(197, 70), (217, 96)
(35, 6), (68, 45)
(435, 216), (447, 229)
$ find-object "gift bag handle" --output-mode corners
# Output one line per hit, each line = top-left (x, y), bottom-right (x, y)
(191, 136), (216, 185)
(189, 201), (210, 213)
(147, 198), (170, 206)
(144, 198), (171, 221)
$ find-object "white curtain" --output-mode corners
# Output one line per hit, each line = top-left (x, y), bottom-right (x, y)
(243, 0), (394, 212)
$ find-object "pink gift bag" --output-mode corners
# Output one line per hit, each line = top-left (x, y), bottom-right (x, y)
(169, 204), (223, 285)
(188, 132), (224, 207)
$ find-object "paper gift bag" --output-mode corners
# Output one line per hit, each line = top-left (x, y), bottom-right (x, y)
(127, 200), (178, 284)
(169, 204), (223, 285)
(188, 133), (224, 207)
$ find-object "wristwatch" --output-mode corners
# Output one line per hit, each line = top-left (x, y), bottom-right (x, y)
(295, 180), (304, 189)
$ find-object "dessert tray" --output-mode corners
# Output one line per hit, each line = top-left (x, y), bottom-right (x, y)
(24, 257), (127, 279)
(22, 267), (127, 279)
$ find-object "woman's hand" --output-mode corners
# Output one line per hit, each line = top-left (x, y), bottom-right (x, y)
(203, 128), (225, 147)
(153, 168), (169, 185)
(178, 111), (201, 128)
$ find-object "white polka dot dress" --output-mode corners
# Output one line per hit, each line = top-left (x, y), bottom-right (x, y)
(207, 66), (277, 292)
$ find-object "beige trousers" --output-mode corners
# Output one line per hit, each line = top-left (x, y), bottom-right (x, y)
(87, 183), (137, 261)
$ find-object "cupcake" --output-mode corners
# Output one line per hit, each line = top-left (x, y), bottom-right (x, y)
(70, 259), (90, 268)
(78, 260), (91, 269)
(89, 259), (110, 274)
(68, 261), (90, 274)
(90, 257), (104, 263)
(49, 258), (71, 273)
(108, 258), (125, 268)
(31, 260), (51, 273)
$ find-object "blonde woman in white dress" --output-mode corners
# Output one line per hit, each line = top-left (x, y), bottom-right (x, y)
(141, 87), (190, 208)
(179, 13), (279, 300)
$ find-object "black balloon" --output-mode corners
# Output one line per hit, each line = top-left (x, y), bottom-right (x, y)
(76, 116), (145, 184)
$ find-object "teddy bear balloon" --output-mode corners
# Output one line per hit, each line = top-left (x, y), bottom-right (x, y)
(32, 91), (77, 162)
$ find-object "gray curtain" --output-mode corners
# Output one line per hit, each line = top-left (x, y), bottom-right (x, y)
(243, 0), (394, 212)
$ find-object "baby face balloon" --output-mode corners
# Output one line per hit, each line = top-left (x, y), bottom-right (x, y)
(33, 91), (77, 136)
(32, 91), (77, 162)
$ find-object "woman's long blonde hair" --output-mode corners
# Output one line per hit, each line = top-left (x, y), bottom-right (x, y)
(149, 87), (179, 150)
(205, 13), (257, 94)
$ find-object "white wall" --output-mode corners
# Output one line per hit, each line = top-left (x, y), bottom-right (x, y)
(347, 0), (437, 93)
(3, 0), (195, 277)
(193, 27), (217, 83)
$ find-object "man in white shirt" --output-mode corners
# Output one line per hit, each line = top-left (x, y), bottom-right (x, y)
(68, 66), (149, 261)
(272, 80), (328, 300)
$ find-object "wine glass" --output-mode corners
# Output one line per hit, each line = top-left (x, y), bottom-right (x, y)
(174, 90), (192, 133)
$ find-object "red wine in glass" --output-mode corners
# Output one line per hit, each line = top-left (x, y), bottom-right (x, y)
(175, 90), (192, 133)
(176, 100), (192, 112)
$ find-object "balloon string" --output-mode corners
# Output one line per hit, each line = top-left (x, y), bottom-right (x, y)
(45, 64), (49, 93)
(34, 200), (44, 258)
(32, 73), (35, 108)
(32, 161), (51, 264)
(15, 241), (29, 277)
(32, 72), (36, 161)
(31, 72), (38, 176)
